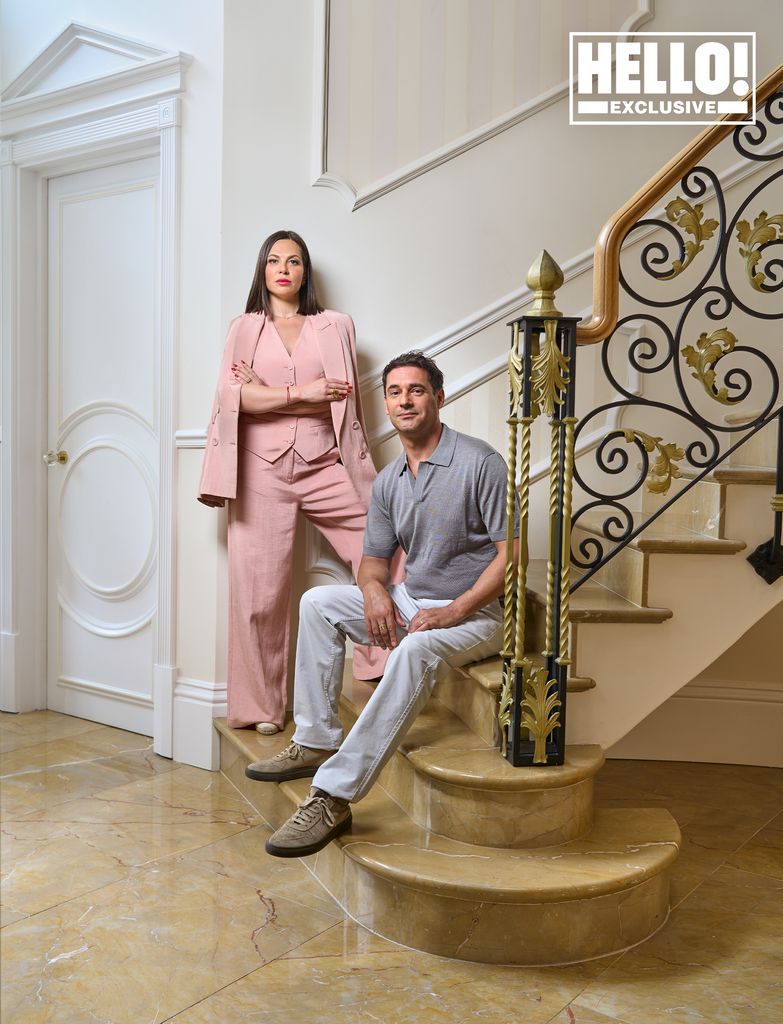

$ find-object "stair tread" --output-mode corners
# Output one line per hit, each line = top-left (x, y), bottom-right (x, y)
(574, 517), (745, 553)
(339, 678), (604, 791)
(464, 654), (596, 694)
(713, 465), (776, 485)
(281, 778), (680, 903)
(526, 560), (672, 622)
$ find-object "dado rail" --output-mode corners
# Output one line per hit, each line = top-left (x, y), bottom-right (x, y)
(500, 64), (783, 767)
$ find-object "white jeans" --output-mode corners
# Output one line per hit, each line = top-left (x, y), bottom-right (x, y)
(291, 583), (503, 802)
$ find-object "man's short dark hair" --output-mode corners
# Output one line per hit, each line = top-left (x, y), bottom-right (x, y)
(382, 352), (444, 394)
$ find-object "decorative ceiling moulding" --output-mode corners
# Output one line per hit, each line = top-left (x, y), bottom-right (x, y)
(0, 22), (191, 138)
(312, 0), (654, 210)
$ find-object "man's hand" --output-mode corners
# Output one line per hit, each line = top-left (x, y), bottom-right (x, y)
(362, 581), (405, 649)
(407, 604), (462, 633)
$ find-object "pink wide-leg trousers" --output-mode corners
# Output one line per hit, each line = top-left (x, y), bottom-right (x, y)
(226, 445), (384, 729)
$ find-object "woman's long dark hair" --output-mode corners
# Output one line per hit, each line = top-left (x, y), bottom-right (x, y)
(244, 230), (324, 316)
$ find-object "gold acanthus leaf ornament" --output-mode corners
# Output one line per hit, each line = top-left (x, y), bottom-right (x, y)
(520, 664), (561, 764)
(531, 320), (570, 418)
(736, 210), (783, 291)
(497, 660), (515, 756)
(662, 198), (719, 278)
(623, 430), (685, 495)
(681, 328), (740, 404)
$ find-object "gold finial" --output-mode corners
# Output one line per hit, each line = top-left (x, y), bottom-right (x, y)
(524, 250), (564, 317)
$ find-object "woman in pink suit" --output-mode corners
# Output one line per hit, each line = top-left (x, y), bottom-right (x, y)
(198, 230), (384, 733)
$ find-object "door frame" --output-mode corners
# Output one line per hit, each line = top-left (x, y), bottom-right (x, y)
(0, 42), (189, 757)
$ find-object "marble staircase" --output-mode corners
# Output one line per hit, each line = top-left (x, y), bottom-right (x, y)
(215, 426), (780, 965)
(216, 648), (680, 965)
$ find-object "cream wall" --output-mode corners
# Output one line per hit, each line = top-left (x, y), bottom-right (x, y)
(609, 603), (783, 767)
(3, 0), (780, 767)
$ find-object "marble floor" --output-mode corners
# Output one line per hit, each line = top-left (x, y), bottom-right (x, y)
(1, 711), (782, 1024)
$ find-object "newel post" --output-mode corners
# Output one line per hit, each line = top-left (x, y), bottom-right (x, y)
(498, 252), (580, 766)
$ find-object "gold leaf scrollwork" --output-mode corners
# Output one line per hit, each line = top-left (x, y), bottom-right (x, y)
(623, 429), (685, 495)
(662, 197), (718, 278)
(531, 320), (570, 418)
(737, 210), (783, 291)
(498, 660), (515, 757)
(681, 328), (740, 405)
(520, 664), (561, 764)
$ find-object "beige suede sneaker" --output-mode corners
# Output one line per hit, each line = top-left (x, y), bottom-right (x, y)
(244, 742), (335, 782)
(265, 788), (352, 858)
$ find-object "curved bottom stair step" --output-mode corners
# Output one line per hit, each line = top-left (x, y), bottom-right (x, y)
(278, 778), (681, 966)
(340, 674), (605, 847)
(216, 722), (680, 965)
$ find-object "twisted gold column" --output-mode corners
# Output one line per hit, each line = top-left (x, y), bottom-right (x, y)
(502, 322), (521, 661)
(557, 417), (577, 666)
(543, 420), (560, 657)
(499, 323), (521, 754)
(514, 417), (534, 663)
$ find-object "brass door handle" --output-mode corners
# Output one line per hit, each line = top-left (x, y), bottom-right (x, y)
(43, 450), (68, 466)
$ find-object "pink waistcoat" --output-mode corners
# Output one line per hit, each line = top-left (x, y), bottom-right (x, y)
(240, 319), (336, 463)
(197, 311), (377, 509)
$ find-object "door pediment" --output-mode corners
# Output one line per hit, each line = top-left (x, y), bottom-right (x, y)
(1, 23), (190, 137)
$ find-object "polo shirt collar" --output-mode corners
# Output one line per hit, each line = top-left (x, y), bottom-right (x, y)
(426, 423), (457, 466)
(396, 422), (456, 475)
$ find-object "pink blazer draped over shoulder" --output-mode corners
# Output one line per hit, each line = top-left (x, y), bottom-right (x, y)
(197, 310), (376, 509)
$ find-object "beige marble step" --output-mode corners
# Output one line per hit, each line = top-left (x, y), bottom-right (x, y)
(713, 465), (776, 485)
(216, 724), (679, 965)
(571, 519), (746, 605)
(339, 675), (604, 848)
(677, 463), (776, 486)
(723, 411), (778, 468)
(525, 559), (673, 625)
(437, 653), (595, 748)
(640, 476), (725, 536)
(284, 776), (678, 965)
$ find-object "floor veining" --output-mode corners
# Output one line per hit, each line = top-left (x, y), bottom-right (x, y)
(1, 710), (782, 1024)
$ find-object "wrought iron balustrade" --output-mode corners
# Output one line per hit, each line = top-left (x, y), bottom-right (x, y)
(499, 67), (783, 767)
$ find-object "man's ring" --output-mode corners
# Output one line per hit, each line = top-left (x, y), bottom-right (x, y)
(379, 624), (388, 632)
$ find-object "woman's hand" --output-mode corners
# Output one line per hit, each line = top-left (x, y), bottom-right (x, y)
(231, 360), (262, 385)
(298, 378), (353, 404)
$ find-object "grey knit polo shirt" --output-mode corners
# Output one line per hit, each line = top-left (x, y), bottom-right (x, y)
(363, 423), (518, 601)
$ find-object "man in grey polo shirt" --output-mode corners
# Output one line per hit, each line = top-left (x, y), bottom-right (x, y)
(247, 351), (518, 857)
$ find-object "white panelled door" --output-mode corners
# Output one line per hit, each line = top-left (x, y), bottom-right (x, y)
(46, 159), (159, 735)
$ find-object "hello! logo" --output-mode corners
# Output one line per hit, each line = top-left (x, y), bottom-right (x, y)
(569, 32), (756, 126)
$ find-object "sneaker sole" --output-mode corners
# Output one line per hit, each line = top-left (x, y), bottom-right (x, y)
(264, 814), (353, 858)
(244, 764), (321, 782)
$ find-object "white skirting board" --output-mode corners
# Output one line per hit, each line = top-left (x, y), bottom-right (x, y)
(172, 677), (227, 770)
(607, 683), (783, 768)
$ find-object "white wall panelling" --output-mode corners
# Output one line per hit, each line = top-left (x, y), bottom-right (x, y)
(312, 0), (655, 209)
(0, 24), (189, 761)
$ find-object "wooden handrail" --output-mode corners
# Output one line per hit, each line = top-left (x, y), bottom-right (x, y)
(576, 64), (783, 346)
